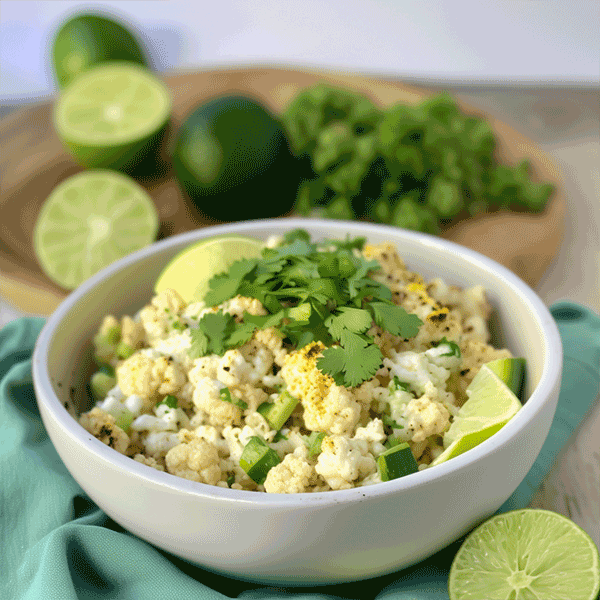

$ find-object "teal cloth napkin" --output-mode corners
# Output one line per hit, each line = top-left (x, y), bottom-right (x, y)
(2, 301), (599, 600)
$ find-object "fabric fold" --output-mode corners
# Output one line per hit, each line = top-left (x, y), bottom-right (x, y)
(1, 303), (598, 600)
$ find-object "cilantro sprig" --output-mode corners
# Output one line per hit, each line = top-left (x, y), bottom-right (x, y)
(188, 229), (423, 387)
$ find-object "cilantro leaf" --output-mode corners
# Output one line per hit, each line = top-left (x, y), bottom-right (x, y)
(315, 346), (346, 386)
(203, 258), (258, 306)
(226, 322), (256, 349)
(189, 310), (237, 358)
(219, 387), (248, 410)
(325, 307), (372, 340)
(369, 302), (422, 338)
(189, 328), (209, 358)
(318, 331), (382, 388)
(188, 230), (424, 387)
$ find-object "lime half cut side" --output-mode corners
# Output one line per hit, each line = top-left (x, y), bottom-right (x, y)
(449, 509), (600, 600)
(54, 62), (171, 170)
(154, 235), (264, 304)
(34, 170), (159, 290)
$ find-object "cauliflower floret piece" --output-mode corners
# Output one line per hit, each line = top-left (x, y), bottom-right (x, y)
(383, 348), (454, 397)
(165, 432), (221, 485)
(352, 377), (387, 424)
(428, 279), (491, 322)
(93, 315), (121, 364)
(315, 435), (377, 490)
(130, 402), (189, 433)
(221, 295), (267, 320)
(410, 311), (463, 353)
(217, 345), (273, 388)
(116, 353), (186, 409)
(353, 418), (387, 456)
(141, 431), (181, 458)
(152, 330), (194, 372)
(79, 407), (130, 454)
(282, 342), (361, 436)
(188, 355), (221, 383)
(402, 382), (451, 443)
(133, 454), (165, 471)
(424, 342), (461, 371)
(264, 446), (315, 494)
(192, 378), (242, 427)
(254, 327), (288, 368)
(120, 315), (145, 349)
(139, 289), (187, 341)
(221, 425), (259, 462)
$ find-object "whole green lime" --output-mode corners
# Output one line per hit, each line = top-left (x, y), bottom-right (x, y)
(52, 13), (148, 88)
(172, 95), (300, 222)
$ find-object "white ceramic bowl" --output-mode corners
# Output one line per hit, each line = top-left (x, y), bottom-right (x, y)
(33, 218), (562, 585)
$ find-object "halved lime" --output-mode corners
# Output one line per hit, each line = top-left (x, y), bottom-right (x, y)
(34, 170), (159, 290)
(54, 62), (171, 171)
(449, 509), (600, 600)
(430, 362), (523, 466)
(52, 13), (148, 88)
(154, 234), (264, 304)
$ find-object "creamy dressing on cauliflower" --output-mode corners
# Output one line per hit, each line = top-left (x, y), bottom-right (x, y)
(80, 240), (512, 493)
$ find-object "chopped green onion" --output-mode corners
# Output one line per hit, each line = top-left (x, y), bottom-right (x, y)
(115, 410), (134, 432)
(157, 395), (178, 409)
(434, 337), (461, 358)
(382, 414), (404, 430)
(116, 341), (135, 359)
(384, 436), (404, 450)
(273, 431), (288, 442)
(306, 431), (326, 457)
(226, 474), (235, 488)
(219, 387), (248, 410)
(257, 390), (299, 430)
(391, 376), (410, 392)
(377, 442), (418, 481)
(98, 364), (115, 378)
(239, 436), (281, 484)
(90, 372), (116, 400)
(94, 324), (121, 348)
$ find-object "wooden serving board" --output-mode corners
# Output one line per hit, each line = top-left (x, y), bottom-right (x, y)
(0, 66), (565, 316)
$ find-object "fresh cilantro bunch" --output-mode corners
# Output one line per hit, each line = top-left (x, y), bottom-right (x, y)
(281, 85), (554, 233)
(189, 229), (422, 387)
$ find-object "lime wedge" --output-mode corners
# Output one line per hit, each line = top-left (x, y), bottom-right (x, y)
(34, 170), (159, 290)
(449, 509), (600, 600)
(54, 62), (171, 171)
(154, 235), (264, 304)
(430, 363), (523, 467)
(485, 357), (526, 399)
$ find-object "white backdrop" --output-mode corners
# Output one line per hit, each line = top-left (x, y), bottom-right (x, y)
(1, 0), (599, 101)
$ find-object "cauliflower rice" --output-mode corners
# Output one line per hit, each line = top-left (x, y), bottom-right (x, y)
(80, 238), (512, 493)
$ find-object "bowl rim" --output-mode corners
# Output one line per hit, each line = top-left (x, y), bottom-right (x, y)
(33, 218), (563, 508)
